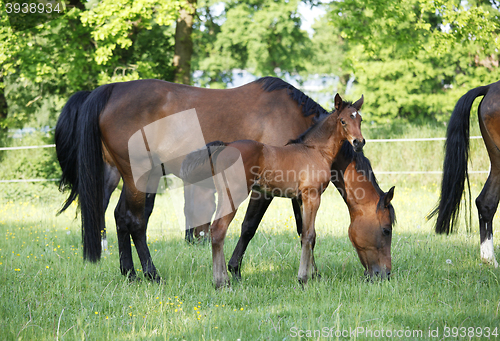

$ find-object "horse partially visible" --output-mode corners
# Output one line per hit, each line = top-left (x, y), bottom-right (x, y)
(181, 94), (364, 287)
(430, 80), (500, 267)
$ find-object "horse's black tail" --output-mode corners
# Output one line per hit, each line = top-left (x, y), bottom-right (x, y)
(180, 141), (227, 184)
(76, 84), (115, 262)
(428, 84), (490, 234)
(55, 90), (92, 213)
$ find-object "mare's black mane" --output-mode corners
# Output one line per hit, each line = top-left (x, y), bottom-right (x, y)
(256, 77), (329, 120)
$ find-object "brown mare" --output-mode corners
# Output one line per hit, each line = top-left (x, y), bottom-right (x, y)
(55, 77), (392, 282)
(430, 80), (500, 267)
(181, 94), (365, 287)
(226, 141), (395, 283)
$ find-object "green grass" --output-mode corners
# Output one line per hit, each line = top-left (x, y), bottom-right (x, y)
(1, 117), (499, 340)
(1, 181), (500, 341)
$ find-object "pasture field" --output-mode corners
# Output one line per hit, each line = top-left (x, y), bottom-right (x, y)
(1, 116), (500, 340)
(1, 179), (500, 341)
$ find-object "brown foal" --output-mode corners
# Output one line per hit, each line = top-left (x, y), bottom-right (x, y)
(181, 94), (364, 288)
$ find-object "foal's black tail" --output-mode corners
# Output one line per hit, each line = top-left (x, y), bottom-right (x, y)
(55, 90), (91, 213)
(180, 141), (227, 184)
(428, 84), (490, 234)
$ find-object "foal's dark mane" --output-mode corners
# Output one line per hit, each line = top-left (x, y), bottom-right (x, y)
(339, 141), (396, 224)
(285, 101), (352, 145)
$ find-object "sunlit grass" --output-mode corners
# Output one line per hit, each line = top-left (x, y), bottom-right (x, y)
(1, 181), (500, 340)
(1, 121), (500, 340)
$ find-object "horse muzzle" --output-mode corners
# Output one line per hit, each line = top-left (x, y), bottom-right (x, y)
(364, 265), (391, 280)
(352, 138), (365, 152)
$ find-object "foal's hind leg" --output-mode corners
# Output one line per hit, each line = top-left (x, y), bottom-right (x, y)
(297, 190), (320, 285)
(293, 197), (319, 278)
(228, 192), (273, 280)
(211, 210), (237, 288)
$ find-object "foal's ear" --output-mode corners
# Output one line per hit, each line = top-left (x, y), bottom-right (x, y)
(353, 94), (364, 111)
(334, 93), (343, 112)
(384, 186), (395, 207)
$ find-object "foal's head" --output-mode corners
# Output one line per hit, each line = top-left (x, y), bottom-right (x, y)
(334, 94), (365, 152)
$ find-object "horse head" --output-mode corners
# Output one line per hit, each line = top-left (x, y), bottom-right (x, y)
(348, 185), (395, 279)
(335, 94), (365, 152)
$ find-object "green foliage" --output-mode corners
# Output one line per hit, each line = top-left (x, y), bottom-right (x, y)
(0, 0), (183, 130)
(326, 0), (500, 122)
(194, 0), (311, 87)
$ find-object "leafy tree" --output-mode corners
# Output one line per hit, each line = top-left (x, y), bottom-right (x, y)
(193, 0), (312, 87)
(327, 0), (500, 122)
(0, 0), (183, 129)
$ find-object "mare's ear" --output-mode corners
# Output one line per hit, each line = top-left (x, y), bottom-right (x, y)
(334, 93), (343, 112)
(384, 186), (395, 207)
(353, 94), (364, 111)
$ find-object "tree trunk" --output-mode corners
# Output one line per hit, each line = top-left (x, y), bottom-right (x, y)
(0, 76), (8, 138)
(173, 0), (197, 85)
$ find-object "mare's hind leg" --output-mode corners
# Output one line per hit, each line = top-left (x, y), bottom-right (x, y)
(292, 198), (303, 236)
(116, 184), (160, 281)
(144, 193), (156, 226)
(476, 171), (500, 267)
(476, 110), (500, 267)
(115, 185), (136, 280)
(102, 163), (121, 252)
(228, 192), (273, 280)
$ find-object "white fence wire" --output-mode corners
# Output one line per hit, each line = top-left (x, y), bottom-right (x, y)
(0, 137), (489, 182)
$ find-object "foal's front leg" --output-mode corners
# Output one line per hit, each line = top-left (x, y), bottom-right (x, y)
(297, 191), (320, 285)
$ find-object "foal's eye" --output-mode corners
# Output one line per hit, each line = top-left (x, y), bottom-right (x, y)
(382, 228), (392, 236)
(340, 119), (346, 126)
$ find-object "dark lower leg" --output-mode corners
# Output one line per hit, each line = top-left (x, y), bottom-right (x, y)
(115, 188), (136, 279)
(144, 193), (156, 226)
(117, 229), (136, 279)
(131, 230), (159, 281)
(228, 193), (273, 279)
(292, 198), (303, 236)
(476, 174), (500, 266)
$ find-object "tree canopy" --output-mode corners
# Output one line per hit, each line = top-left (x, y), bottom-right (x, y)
(0, 0), (499, 130)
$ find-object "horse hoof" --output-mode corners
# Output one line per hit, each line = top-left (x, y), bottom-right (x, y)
(145, 272), (161, 283)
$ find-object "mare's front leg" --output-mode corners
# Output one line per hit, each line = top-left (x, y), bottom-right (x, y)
(298, 190), (320, 285)
(211, 210), (237, 289)
(228, 192), (273, 280)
